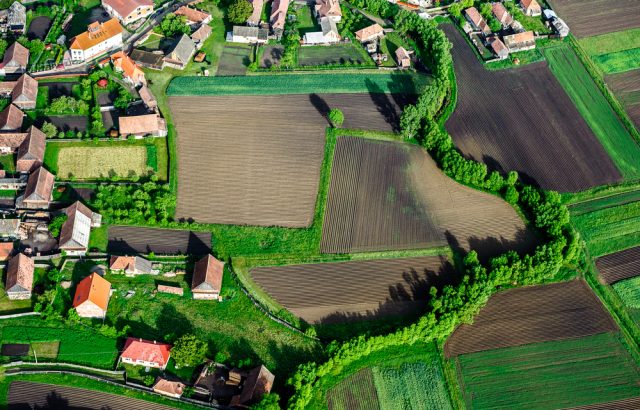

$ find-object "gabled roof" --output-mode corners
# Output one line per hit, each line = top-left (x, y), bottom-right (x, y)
(489, 37), (508, 55)
(504, 30), (535, 47)
(0, 242), (13, 260)
(0, 132), (28, 150)
(492, 2), (513, 25)
(102, 0), (153, 19)
(24, 166), (54, 202)
(0, 104), (23, 131)
(166, 34), (195, 64)
(247, 0), (264, 25)
(270, 0), (290, 31)
(191, 254), (224, 293)
(70, 18), (123, 51)
(238, 365), (274, 405)
(316, 0), (342, 19)
(153, 378), (185, 396)
(59, 201), (94, 250)
(1, 42), (29, 69)
(12, 74), (38, 104)
(396, 46), (410, 61)
(73, 272), (111, 311)
(355, 23), (383, 42)
(320, 17), (338, 36)
(109, 255), (153, 274)
(174, 6), (210, 23)
(119, 114), (165, 136)
(17, 126), (46, 163)
(5, 253), (33, 293)
(191, 24), (212, 42)
(138, 84), (157, 108)
(111, 51), (145, 82)
(520, 0), (540, 11)
(122, 337), (171, 366)
(8, 2), (26, 26)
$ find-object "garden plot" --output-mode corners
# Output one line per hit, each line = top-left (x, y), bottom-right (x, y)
(298, 44), (372, 67)
(606, 69), (640, 130)
(443, 25), (621, 192)
(27, 16), (52, 41)
(259, 45), (284, 68)
(596, 246), (640, 284)
(56, 146), (148, 180)
(216, 45), (252, 76)
(547, 0), (640, 38)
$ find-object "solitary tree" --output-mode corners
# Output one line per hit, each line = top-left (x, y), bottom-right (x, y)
(160, 13), (190, 37)
(228, 0), (253, 24)
(328, 108), (344, 128)
(171, 334), (208, 368)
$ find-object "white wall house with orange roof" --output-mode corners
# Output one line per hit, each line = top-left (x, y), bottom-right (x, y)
(70, 19), (124, 62)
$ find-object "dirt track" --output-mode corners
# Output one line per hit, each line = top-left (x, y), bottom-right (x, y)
(443, 25), (621, 192)
(547, 0), (640, 37)
(444, 280), (618, 357)
(596, 246), (640, 284)
(170, 94), (412, 227)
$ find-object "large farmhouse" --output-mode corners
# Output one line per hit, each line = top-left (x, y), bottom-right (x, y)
(20, 167), (55, 209)
(102, 0), (154, 25)
(59, 201), (102, 256)
(5, 253), (34, 300)
(120, 337), (172, 369)
(70, 19), (124, 62)
(73, 272), (112, 319)
(0, 42), (29, 76)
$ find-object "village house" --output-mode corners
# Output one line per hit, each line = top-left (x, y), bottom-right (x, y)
(464, 7), (491, 35)
(5, 253), (33, 300)
(102, 0), (154, 25)
(0, 42), (29, 76)
(174, 6), (212, 28)
(59, 201), (102, 256)
(138, 84), (158, 112)
(491, 2), (513, 28)
(520, 0), (541, 17)
(230, 365), (275, 407)
(228, 26), (269, 44)
(0, 219), (19, 240)
(191, 254), (224, 300)
(73, 272), (111, 318)
(163, 34), (196, 70)
(0, 241), (13, 261)
(247, 0), (264, 26)
(111, 52), (146, 86)
(118, 114), (167, 138)
(355, 23), (384, 43)
(70, 19), (124, 62)
(270, 0), (290, 39)
(315, 0), (342, 23)
(550, 16), (570, 37)
(16, 126), (46, 173)
(109, 255), (154, 276)
(19, 166), (54, 209)
(503, 31), (536, 52)
(7, 2), (26, 34)
(120, 337), (172, 370)
(0, 104), (23, 131)
(130, 49), (165, 70)
(488, 36), (509, 60)
(303, 17), (340, 45)
(153, 378), (185, 398)
(11, 74), (38, 110)
(191, 24), (212, 49)
(395, 47), (411, 69)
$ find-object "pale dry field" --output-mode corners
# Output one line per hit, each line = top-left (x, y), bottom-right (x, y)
(57, 146), (148, 180)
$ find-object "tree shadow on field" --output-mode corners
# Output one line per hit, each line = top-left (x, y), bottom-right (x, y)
(365, 78), (401, 131)
(309, 93), (331, 125)
(467, 227), (539, 264)
(481, 154), (542, 189)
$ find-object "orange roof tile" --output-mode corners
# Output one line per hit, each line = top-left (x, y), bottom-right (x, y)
(0, 242), (13, 260)
(111, 52), (145, 83)
(70, 19), (123, 51)
(73, 272), (111, 311)
(174, 6), (210, 23)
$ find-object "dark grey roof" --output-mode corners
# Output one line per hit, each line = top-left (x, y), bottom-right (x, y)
(168, 34), (196, 63)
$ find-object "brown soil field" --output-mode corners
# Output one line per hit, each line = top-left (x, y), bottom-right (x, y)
(108, 226), (211, 255)
(443, 25), (621, 192)
(170, 94), (412, 227)
(8, 381), (175, 409)
(568, 397), (640, 410)
(606, 69), (640, 130)
(321, 137), (536, 259)
(444, 279), (618, 357)
(596, 246), (640, 284)
(251, 256), (454, 323)
(547, 0), (640, 38)
(260, 45), (284, 68)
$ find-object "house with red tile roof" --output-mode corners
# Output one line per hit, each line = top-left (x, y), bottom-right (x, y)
(5, 253), (33, 300)
(70, 19), (124, 62)
(73, 272), (112, 318)
(270, 0), (290, 38)
(395, 47), (411, 69)
(191, 254), (224, 300)
(464, 7), (491, 35)
(0, 104), (23, 132)
(11, 74), (38, 110)
(20, 166), (54, 209)
(0, 242), (13, 261)
(175, 6), (212, 26)
(109, 255), (153, 275)
(0, 42), (29, 76)
(153, 378), (185, 398)
(489, 36), (509, 60)
(355, 23), (384, 43)
(247, 0), (263, 26)
(315, 0), (342, 23)
(120, 337), (172, 369)
(102, 0), (154, 25)
(520, 0), (541, 17)
(16, 126), (46, 173)
(504, 31), (536, 52)
(111, 52), (146, 86)
(492, 2), (513, 27)
(118, 114), (167, 138)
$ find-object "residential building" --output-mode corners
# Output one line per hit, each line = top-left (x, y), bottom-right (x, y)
(0, 42), (29, 75)
(464, 7), (491, 35)
(0, 241), (13, 261)
(355, 23), (384, 43)
(0, 104), (23, 132)
(488, 37), (509, 60)
(0, 132), (26, 155)
(111, 52), (146, 86)
(551, 17), (570, 37)
(270, 0), (290, 39)
(520, 0), (541, 17)
(120, 337), (172, 369)
(303, 17), (340, 45)
(163, 34), (196, 70)
(11, 74), (38, 110)
(174, 6), (212, 27)
(130, 49), (165, 70)
(153, 378), (185, 398)
(0, 219), (19, 240)
(73, 272), (111, 318)
(228, 26), (268, 44)
(20, 166), (54, 209)
(102, 0), (154, 25)
(5, 253), (33, 300)
(70, 19), (124, 62)
(59, 201), (101, 256)
(395, 47), (411, 69)
(109, 255), (154, 275)
(503, 31), (536, 52)
(7, 2), (26, 34)
(118, 114), (167, 137)
(191, 24), (212, 49)
(230, 366), (275, 407)
(16, 126), (46, 173)
(191, 254), (224, 300)
(315, 0), (342, 23)
(247, 0), (264, 26)
(491, 2), (513, 27)
(138, 84), (158, 112)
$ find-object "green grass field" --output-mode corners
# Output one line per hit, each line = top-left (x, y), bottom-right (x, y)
(613, 276), (640, 309)
(579, 28), (640, 56)
(456, 332), (640, 409)
(543, 45), (640, 179)
(568, 188), (640, 215)
(593, 48), (640, 74)
(297, 44), (374, 67)
(167, 72), (430, 96)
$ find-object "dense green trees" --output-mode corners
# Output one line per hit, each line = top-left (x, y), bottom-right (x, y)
(48, 214), (67, 237)
(159, 13), (190, 37)
(328, 108), (344, 127)
(171, 334), (208, 368)
(227, 0), (253, 24)
(91, 180), (175, 224)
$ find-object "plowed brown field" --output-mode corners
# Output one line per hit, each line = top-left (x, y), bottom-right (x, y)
(444, 280), (618, 357)
(596, 246), (640, 284)
(170, 94), (412, 227)
(251, 256), (453, 323)
(547, 0), (640, 38)
(8, 381), (175, 409)
(443, 25), (621, 192)
(321, 137), (536, 259)
(108, 226), (211, 255)
(568, 397), (640, 410)
(606, 69), (640, 130)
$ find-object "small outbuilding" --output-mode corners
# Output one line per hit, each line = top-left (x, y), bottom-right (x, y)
(5, 253), (33, 300)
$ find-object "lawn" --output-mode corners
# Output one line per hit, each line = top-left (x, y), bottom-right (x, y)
(0, 154), (15, 173)
(592, 48), (640, 74)
(543, 45), (640, 179)
(578, 28), (640, 56)
(613, 276), (640, 309)
(456, 332), (640, 409)
(297, 4), (319, 35)
(379, 32), (410, 67)
(44, 138), (168, 181)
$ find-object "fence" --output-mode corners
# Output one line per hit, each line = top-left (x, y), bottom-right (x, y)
(0, 312), (39, 320)
(3, 361), (124, 376)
